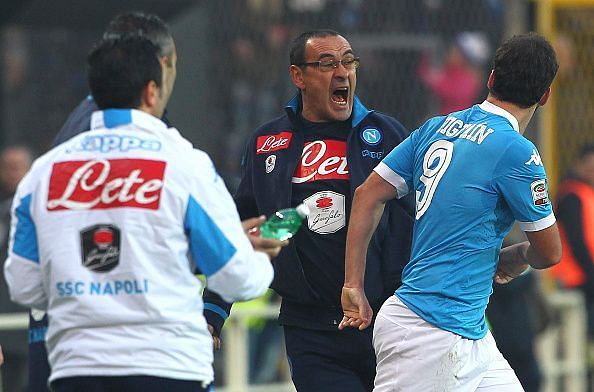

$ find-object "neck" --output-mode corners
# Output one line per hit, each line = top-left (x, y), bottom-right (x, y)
(486, 94), (537, 134)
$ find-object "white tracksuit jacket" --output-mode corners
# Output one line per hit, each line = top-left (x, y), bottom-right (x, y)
(4, 109), (273, 384)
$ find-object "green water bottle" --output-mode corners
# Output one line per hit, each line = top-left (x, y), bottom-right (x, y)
(260, 203), (310, 240)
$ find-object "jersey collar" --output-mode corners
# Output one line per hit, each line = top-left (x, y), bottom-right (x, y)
(478, 100), (519, 133)
(90, 109), (168, 132)
(285, 92), (373, 128)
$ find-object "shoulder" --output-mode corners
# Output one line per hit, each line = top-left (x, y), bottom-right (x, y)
(365, 111), (407, 136)
(358, 112), (410, 150)
(52, 97), (98, 147)
(502, 135), (538, 164)
(251, 114), (293, 137)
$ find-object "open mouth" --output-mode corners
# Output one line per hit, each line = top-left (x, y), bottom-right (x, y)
(331, 87), (349, 105)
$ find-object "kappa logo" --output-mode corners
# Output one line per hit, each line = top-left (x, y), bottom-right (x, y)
(530, 179), (549, 206)
(256, 132), (293, 154)
(360, 128), (382, 146)
(265, 155), (277, 173)
(525, 149), (543, 166)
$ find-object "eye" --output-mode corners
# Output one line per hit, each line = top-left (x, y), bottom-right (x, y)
(319, 60), (337, 70)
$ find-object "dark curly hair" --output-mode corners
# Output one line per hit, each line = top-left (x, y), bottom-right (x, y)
(490, 33), (559, 108)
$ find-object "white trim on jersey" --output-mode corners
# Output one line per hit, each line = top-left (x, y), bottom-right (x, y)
(479, 100), (519, 132)
(518, 212), (556, 232)
(374, 162), (409, 198)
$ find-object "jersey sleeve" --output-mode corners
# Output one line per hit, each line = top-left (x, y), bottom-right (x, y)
(4, 169), (48, 310)
(374, 130), (417, 198)
(493, 139), (555, 232)
(183, 151), (273, 303)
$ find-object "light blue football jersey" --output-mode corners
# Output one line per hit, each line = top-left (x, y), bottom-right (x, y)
(375, 101), (555, 339)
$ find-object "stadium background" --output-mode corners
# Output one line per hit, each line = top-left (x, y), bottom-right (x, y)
(0, 0), (592, 391)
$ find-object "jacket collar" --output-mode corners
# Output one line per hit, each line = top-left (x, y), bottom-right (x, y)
(90, 109), (168, 132)
(285, 92), (373, 128)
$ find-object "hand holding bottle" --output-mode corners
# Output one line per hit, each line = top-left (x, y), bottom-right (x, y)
(242, 216), (288, 259)
(260, 203), (309, 241)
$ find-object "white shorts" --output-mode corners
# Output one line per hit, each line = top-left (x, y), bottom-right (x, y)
(372, 295), (524, 392)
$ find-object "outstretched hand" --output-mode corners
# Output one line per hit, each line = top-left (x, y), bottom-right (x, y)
(242, 216), (288, 259)
(339, 286), (373, 331)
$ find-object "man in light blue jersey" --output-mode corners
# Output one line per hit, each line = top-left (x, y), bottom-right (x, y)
(339, 33), (561, 391)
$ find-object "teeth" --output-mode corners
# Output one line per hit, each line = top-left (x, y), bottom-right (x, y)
(331, 97), (347, 105)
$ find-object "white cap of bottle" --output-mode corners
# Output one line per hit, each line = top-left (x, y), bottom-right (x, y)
(296, 203), (310, 218)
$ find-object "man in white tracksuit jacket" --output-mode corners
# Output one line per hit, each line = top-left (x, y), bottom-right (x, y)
(4, 36), (274, 392)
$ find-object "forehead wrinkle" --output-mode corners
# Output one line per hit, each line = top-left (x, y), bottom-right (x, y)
(306, 37), (353, 60)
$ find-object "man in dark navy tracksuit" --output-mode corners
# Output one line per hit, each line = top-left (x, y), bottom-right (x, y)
(234, 30), (414, 391)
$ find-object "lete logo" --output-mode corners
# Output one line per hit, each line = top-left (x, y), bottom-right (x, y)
(47, 158), (166, 211)
(292, 140), (349, 183)
(256, 131), (293, 154)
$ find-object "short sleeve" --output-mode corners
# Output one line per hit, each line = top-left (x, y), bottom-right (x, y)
(493, 139), (555, 231)
(374, 131), (417, 198)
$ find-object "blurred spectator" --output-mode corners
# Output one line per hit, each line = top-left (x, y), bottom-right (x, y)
(0, 145), (33, 392)
(417, 31), (490, 115)
(550, 145), (594, 338)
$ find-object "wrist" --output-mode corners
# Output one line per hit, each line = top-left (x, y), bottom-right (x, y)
(343, 281), (364, 289)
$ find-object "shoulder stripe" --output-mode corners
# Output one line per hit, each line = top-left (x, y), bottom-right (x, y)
(184, 195), (236, 276)
(13, 194), (40, 263)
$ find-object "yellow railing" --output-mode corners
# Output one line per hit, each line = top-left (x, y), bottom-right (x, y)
(536, 0), (594, 196)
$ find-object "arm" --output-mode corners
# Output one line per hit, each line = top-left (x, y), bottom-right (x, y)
(495, 223), (561, 284)
(202, 216), (286, 349)
(186, 153), (273, 303)
(203, 288), (230, 350)
(340, 172), (398, 330)
(4, 175), (47, 309)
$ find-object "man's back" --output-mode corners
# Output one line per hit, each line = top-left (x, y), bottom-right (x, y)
(6, 108), (273, 384)
(377, 101), (554, 339)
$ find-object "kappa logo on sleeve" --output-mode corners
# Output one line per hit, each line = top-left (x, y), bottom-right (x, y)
(525, 149), (543, 166)
(256, 131), (293, 154)
(530, 179), (550, 206)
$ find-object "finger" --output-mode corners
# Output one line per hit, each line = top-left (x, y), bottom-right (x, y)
(213, 336), (221, 351)
(267, 246), (282, 258)
(241, 216), (266, 232)
(338, 316), (352, 330)
(256, 237), (287, 248)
